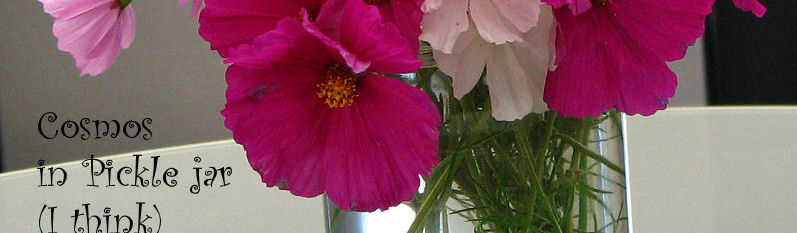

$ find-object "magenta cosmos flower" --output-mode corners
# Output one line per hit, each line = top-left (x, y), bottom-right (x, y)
(220, 0), (440, 211)
(38, 0), (136, 76)
(541, 0), (715, 118)
(732, 0), (767, 18)
(198, 0), (423, 57)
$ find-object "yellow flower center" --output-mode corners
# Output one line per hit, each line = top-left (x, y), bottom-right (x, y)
(317, 64), (359, 108)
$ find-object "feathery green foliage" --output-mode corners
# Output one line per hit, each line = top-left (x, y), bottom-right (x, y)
(409, 69), (628, 233)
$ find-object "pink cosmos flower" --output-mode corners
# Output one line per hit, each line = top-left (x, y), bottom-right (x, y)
(177, 0), (204, 18)
(198, 0), (423, 57)
(541, 0), (715, 118)
(38, 0), (136, 76)
(732, 0), (766, 18)
(220, 0), (440, 212)
(198, 0), (323, 57)
(366, 0), (425, 52)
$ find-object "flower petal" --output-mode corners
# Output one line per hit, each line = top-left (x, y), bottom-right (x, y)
(305, 0), (421, 74)
(490, 0), (543, 35)
(224, 65), (441, 211)
(422, 0), (443, 12)
(610, 0), (714, 61)
(222, 65), (328, 198)
(433, 25), (490, 99)
(469, 0), (526, 44)
(38, 0), (136, 76)
(119, 7), (136, 49)
(78, 6), (135, 76)
(732, 0), (767, 18)
(484, 7), (553, 121)
(50, 0), (118, 59)
(544, 6), (678, 118)
(373, 0), (424, 53)
(39, 0), (109, 19)
(198, 0), (323, 56)
(225, 18), (330, 71)
(324, 75), (441, 211)
(419, 0), (469, 53)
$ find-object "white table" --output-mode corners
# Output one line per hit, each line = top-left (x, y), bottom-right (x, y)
(626, 107), (797, 233)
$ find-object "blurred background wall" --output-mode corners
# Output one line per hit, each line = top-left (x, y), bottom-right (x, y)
(0, 0), (230, 171)
(0, 1), (708, 171)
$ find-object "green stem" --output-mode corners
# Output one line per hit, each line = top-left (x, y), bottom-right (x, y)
(512, 123), (538, 228)
(524, 144), (564, 233)
(537, 113), (557, 160)
(455, 124), (516, 154)
(564, 121), (590, 233)
(577, 120), (592, 231)
(408, 160), (454, 233)
(554, 132), (625, 174)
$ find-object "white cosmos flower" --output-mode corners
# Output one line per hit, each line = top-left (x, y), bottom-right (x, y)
(422, 2), (555, 121)
(420, 0), (543, 53)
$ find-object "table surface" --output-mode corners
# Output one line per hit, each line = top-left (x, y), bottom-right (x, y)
(626, 107), (796, 233)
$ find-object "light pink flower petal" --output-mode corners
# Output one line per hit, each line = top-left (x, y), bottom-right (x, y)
(491, 0), (543, 35)
(51, 0), (117, 59)
(485, 49), (548, 120)
(75, 6), (135, 76)
(433, 25), (490, 99)
(40, 0), (107, 19)
(419, 0), (469, 53)
(305, 0), (421, 74)
(83, 6), (135, 57)
(732, 0), (766, 18)
(198, 0), (323, 56)
(422, 0), (443, 12)
(119, 7), (136, 49)
(74, 36), (121, 76)
(484, 8), (554, 121)
(38, 0), (136, 76)
(469, 0), (526, 44)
